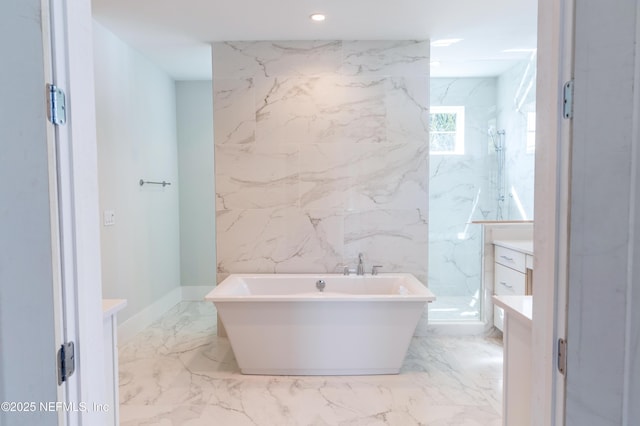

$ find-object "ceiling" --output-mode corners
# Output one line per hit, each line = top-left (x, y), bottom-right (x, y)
(91, 0), (538, 81)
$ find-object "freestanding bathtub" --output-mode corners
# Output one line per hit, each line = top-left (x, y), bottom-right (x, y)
(205, 273), (436, 375)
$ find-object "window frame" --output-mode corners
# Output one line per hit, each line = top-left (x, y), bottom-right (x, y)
(429, 105), (466, 155)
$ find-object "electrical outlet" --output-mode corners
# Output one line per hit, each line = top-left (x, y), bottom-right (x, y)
(103, 210), (116, 226)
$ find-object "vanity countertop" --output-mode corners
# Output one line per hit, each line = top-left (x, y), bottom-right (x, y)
(492, 295), (532, 324)
(102, 299), (127, 319)
(493, 239), (533, 255)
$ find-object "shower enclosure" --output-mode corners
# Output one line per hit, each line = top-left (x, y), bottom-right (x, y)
(428, 56), (536, 323)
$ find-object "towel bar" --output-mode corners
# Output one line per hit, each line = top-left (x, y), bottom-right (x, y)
(139, 179), (171, 187)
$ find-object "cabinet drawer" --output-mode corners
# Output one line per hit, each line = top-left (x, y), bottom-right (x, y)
(495, 245), (526, 273)
(494, 263), (526, 295)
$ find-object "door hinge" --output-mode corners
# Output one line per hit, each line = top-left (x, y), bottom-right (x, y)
(557, 337), (567, 375)
(57, 341), (75, 385)
(562, 80), (574, 119)
(46, 83), (67, 125)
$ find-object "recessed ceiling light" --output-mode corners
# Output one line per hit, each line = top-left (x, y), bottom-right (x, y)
(431, 38), (463, 47)
(310, 13), (326, 22)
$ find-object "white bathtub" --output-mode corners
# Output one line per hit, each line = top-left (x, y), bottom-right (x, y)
(205, 273), (436, 375)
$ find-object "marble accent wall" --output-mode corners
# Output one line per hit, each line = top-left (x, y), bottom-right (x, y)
(213, 41), (429, 285)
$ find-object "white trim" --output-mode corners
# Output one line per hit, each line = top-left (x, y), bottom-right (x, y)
(40, 1), (67, 423)
(49, 0), (106, 424)
(429, 105), (466, 155)
(117, 288), (183, 342)
(533, 0), (573, 424)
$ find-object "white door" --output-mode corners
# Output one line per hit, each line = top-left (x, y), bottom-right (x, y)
(563, 0), (640, 424)
(0, 0), (67, 425)
(533, 0), (574, 424)
(44, 0), (80, 423)
(0, 1), (105, 425)
(46, 0), (107, 424)
(540, 0), (640, 424)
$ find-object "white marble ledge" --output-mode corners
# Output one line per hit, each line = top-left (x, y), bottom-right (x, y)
(493, 239), (533, 255)
(103, 299), (127, 319)
(493, 295), (532, 324)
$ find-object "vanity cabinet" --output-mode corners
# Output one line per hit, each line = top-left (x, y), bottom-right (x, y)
(493, 295), (533, 425)
(493, 242), (533, 331)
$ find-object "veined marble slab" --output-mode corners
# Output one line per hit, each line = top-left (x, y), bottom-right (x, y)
(213, 40), (430, 280)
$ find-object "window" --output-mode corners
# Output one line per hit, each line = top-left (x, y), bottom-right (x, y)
(429, 106), (465, 155)
(526, 111), (536, 154)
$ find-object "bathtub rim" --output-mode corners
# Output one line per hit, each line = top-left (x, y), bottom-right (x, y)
(205, 272), (436, 303)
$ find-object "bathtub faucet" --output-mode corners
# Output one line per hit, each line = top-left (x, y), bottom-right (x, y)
(338, 264), (354, 275)
(357, 253), (365, 275)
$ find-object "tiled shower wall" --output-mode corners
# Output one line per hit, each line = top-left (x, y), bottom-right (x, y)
(428, 61), (536, 321)
(213, 41), (430, 284)
(429, 78), (497, 304)
(497, 58), (536, 220)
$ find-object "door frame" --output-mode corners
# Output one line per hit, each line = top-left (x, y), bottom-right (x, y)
(41, 1), (69, 424)
(46, 0), (106, 423)
(47, 0), (575, 425)
(532, 0), (574, 424)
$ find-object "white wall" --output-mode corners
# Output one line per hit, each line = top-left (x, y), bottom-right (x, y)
(0, 1), (59, 424)
(565, 0), (640, 424)
(93, 21), (181, 324)
(176, 81), (216, 287)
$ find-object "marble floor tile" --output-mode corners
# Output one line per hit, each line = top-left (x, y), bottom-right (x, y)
(119, 302), (503, 425)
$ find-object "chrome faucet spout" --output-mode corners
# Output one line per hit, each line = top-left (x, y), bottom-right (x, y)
(357, 253), (365, 275)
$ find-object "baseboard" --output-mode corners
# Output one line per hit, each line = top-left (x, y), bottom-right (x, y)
(117, 285), (215, 342)
(181, 285), (213, 300)
(117, 287), (183, 343)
